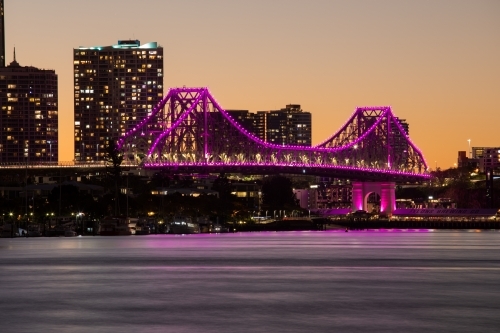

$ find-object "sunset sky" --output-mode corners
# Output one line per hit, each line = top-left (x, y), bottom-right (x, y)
(4, 0), (500, 168)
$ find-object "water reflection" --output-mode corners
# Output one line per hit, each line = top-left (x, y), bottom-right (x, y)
(1, 231), (499, 333)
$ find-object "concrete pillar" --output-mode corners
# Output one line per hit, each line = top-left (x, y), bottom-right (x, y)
(351, 181), (396, 215)
(351, 182), (365, 211)
(379, 182), (396, 215)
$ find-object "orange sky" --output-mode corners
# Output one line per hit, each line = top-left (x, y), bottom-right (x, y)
(4, 0), (500, 168)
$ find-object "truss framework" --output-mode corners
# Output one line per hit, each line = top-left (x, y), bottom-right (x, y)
(117, 87), (429, 181)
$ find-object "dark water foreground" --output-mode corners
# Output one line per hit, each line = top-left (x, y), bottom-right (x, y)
(1, 231), (500, 333)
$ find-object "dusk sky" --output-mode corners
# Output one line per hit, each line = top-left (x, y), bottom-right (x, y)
(5, 0), (500, 168)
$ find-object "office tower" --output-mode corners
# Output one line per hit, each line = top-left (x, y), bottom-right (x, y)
(228, 105), (312, 146)
(392, 117), (409, 161)
(0, 50), (58, 163)
(259, 104), (312, 146)
(226, 110), (258, 134)
(73, 40), (163, 161)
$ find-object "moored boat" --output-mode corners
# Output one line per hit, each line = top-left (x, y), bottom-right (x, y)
(64, 229), (77, 237)
(99, 217), (137, 236)
(27, 224), (43, 237)
(135, 220), (151, 235)
(169, 216), (199, 234)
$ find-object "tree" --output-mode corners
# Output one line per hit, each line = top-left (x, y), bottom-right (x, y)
(46, 185), (95, 216)
(261, 175), (297, 210)
(105, 140), (123, 216)
(211, 174), (234, 223)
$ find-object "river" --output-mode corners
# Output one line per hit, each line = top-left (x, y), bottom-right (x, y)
(1, 230), (499, 332)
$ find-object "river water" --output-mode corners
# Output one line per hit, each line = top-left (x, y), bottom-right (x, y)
(1, 230), (499, 333)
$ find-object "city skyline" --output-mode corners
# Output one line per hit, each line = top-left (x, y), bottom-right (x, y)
(3, 0), (500, 168)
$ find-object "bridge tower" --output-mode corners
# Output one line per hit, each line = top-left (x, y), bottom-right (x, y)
(351, 181), (396, 215)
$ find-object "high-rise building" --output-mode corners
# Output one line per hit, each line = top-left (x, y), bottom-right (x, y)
(227, 104), (312, 146)
(0, 51), (59, 163)
(0, 1), (58, 163)
(392, 117), (409, 162)
(0, 0), (5, 68)
(225, 110), (257, 134)
(260, 104), (311, 146)
(73, 40), (163, 161)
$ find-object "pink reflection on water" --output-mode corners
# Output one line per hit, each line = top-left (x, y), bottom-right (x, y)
(137, 228), (440, 249)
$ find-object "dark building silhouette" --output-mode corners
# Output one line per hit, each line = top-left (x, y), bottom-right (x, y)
(227, 104), (312, 146)
(73, 40), (163, 161)
(0, 0), (5, 68)
(392, 117), (409, 162)
(225, 110), (257, 135)
(0, 2), (58, 163)
(260, 105), (312, 146)
(0, 50), (58, 162)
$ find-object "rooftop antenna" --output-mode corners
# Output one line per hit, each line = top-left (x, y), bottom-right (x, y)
(9, 45), (19, 66)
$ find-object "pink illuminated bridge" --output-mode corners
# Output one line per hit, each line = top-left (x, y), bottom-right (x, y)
(117, 87), (430, 182)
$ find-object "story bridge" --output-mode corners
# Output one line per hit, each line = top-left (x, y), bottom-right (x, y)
(117, 87), (430, 214)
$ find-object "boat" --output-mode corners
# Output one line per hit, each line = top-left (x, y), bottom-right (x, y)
(98, 217), (137, 236)
(27, 224), (43, 237)
(135, 220), (151, 235)
(64, 229), (77, 237)
(0, 223), (18, 238)
(45, 225), (66, 237)
(169, 216), (200, 234)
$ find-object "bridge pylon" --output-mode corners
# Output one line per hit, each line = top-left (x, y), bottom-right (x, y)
(352, 181), (396, 215)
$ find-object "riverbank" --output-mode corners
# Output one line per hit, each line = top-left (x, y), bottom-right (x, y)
(334, 219), (500, 230)
(234, 218), (500, 232)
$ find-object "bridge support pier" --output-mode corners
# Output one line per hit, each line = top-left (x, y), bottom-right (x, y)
(352, 181), (396, 215)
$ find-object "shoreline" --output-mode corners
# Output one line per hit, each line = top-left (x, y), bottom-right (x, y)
(234, 218), (500, 232)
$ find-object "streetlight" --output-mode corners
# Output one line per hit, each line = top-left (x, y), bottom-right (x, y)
(47, 140), (52, 163)
(9, 212), (13, 237)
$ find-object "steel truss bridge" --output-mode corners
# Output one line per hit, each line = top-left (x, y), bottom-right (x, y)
(117, 87), (430, 182)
